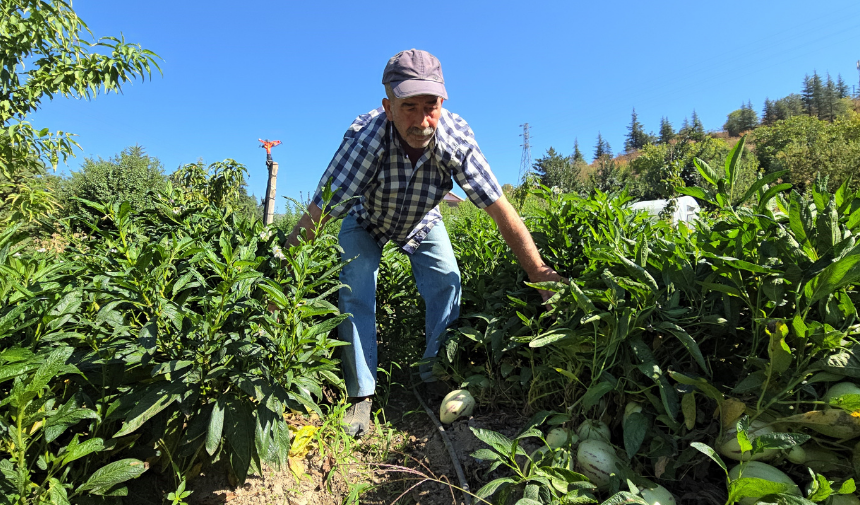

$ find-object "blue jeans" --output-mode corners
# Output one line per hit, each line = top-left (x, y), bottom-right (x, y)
(337, 214), (461, 398)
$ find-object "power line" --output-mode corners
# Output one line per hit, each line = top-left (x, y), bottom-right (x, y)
(519, 123), (531, 184)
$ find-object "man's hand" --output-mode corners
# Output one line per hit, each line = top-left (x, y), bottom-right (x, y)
(529, 264), (566, 303)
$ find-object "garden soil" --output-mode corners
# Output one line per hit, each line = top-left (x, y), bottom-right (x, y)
(175, 387), (535, 505)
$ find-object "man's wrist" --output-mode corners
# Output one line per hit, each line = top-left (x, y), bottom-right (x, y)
(527, 264), (553, 281)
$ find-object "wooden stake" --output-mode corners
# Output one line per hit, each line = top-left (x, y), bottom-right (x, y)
(264, 160), (279, 225)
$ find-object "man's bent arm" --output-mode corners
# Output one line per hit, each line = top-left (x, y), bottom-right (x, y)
(287, 203), (331, 248)
(483, 195), (564, 296)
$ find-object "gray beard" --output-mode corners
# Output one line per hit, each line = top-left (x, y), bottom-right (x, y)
(407, 126), (435, 137)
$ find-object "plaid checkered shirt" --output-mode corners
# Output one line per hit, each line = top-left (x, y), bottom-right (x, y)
(311, 107), (503, 254)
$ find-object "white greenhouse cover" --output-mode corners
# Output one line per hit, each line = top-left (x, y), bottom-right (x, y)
(628, 196), (701, 224)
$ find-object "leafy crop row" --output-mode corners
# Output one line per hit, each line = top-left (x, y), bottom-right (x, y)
(0, 164), (346, 503)
(437, 140), (860, 504)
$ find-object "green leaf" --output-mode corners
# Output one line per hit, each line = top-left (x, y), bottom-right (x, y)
(475, 478), (516, 499)
(724, 135), (746, 189)
(138, 319), (157, 352)
(529, 328), (575, 348)
(514, 499), (543, 505)
(823, 349), (860, 378)
(692, 158), (720, 187)
(700, 281), (743, 298)
(657, 322), (707, 373)
(691, 442), (727, 473)
(767, 321), (792, 374)
(568, 282), (597, 314)
(623, 412), (648, 459)
(49, 290), (82, 316)
(757, 183), (793, 213)
(675, 186), (717, 205)
(829, 393), (860, 412)
(806, 473), (832, 502)
(62, 437), (105, 465)
(740, 170), (789, 207)
(581, 381), (614, 411)
(804, 252), (860, 304)
(753, 432), (810, 451)
(207, 396), (226, 456)
(224, 396), (254, 483)
(114, 381), (186, 437)
(616, 254), (658, 294)
(789, 190), (809, 245)
(27, 347), (74, 394)
(75, 459), (148, 495)
(470, 427), (522, 457)
(837, 479), (856, 494)
(599, 491), (648, 505)
(728, 477), (791, 504)
(44, 398), (100, 442)
(470, 448), (503, 461)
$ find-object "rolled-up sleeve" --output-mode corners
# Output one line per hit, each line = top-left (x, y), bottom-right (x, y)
(453, 143), (503, 210)
(312, 137), (377, 219)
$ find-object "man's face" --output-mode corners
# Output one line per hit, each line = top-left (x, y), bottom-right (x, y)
(382, 94), (444, 149)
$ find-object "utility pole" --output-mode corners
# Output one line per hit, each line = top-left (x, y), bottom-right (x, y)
(518, 123), (532, 185)
(259, 139), (282, 226)
(856, 61), (860, 98)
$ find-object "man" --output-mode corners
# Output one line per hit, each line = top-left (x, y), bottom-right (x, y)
(287, 49), (562, 437)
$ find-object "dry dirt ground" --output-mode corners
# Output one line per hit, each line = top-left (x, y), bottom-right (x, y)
(126, 386), (534, 505)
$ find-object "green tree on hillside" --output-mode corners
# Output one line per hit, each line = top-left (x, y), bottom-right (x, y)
(762, 99), (778, 126)
(754, 114), (860, 191)
(836, 74), (850, 98)
(588, 155), (626, 193)
(572, 138), (585, 163)
(594, 133), (612, 161)
(533, 147), (581, 192)
(773, 94), (804, 121)
(62, 145), (167, 226)
(625, 108), (651, 152)
(680, 110), (705, 140)
(629, 135), (760, 201)
(0, 0), (161, 223)
(724, 101), (759, 136)
(532, 147), (562, 184)
(658, 117), (674, 144)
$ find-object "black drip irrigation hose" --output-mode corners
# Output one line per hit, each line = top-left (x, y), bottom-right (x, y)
(411, 384), (472, 505)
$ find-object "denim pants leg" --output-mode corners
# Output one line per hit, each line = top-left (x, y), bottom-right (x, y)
(409, 221), (461, 382)
(337, 215), (382, 398)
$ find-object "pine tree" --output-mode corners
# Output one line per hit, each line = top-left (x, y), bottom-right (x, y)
(594, 133), (607, 161)
(823, 73), (837, 122)
(533, 147), (569, 188)
(625, 108), (649, 152)
(837, 74), (850, 99)
(801, 74), (815, 116)
(658, 117), (674, 144)
(724, 102), (759, 137)
(572, 139), (585, 163)
(691, 110), (704, 134)
(685, 110), (705, 140)
(775, 94), (804, 121)
(812, 71), (824, 119)
(762, 98), (778, 126)
(742, 100), (758, 131)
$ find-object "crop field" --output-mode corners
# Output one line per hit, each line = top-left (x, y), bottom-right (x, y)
(3, 3), (860, 502)
(2, 138), (860, 505)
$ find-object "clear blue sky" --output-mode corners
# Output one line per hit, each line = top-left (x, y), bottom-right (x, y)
(30, 0), (860, 212)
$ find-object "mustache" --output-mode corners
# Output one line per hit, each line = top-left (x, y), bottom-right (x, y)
(407, 126), (435, 137)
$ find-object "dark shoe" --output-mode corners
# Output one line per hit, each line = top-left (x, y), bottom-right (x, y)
(343, 397), (372, 438)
